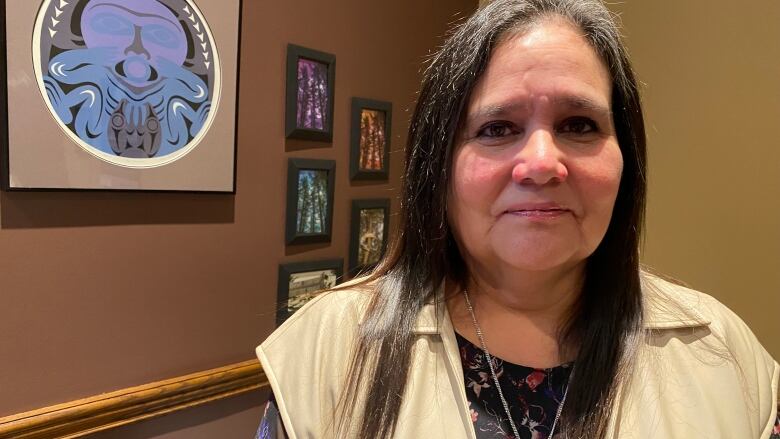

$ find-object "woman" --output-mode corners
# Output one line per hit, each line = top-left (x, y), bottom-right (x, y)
(257, 0), (780, 437)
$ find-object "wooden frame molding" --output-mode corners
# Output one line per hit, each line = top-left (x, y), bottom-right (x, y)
(0, 359), (267, 439)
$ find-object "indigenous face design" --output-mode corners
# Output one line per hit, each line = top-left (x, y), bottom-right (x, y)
(447, 18), (623, 275)
(34, 0), (219, 165)
(81, 0), (188, 86)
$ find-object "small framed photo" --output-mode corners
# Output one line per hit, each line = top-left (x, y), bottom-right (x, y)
(285, 44), (336, 142)
(349, 198), (390, 274)
(285, 158), (336, 245)
(277, 259), (343, 325)
(350, 98), (392, 180)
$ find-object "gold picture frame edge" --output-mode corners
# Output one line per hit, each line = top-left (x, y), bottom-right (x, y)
(0, 359), (267, 439)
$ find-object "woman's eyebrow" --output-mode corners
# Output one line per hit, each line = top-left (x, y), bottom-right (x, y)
(465, 102), (529, 125)
(466, 95), (612, 126)
(551, 95), (612, 119)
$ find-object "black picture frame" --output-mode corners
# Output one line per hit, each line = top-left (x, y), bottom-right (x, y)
(277, 258), (343, 326)
(349, 198), (390, 274)
(349, 98), (392, 181)
(285, 44), (336, 142)
(0, 1), (8, 190)
(285, 158), (336, 245)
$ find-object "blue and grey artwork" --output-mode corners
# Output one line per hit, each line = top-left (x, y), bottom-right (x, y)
(35, 0), (218, 162)
(296, 170), (328, 234)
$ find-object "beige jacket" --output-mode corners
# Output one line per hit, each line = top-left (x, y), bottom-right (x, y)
(257, 274), (779, 438)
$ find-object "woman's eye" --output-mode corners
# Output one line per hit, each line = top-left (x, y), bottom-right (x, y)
(558, 117), (598, 135)
(476, 122), (516, 138)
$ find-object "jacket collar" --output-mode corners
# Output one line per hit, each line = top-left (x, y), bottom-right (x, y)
(412, 298), (445, 335)
(412, 273), (711, 335)
(640, 273), (711, 329)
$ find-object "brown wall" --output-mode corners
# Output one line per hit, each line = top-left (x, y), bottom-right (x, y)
(0, 0), (476, 437)
(606, 1), (780, 360)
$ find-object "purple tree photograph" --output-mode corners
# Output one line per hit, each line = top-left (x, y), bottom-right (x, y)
(285, 45), (335, 142)
(296, 59), (329, 131)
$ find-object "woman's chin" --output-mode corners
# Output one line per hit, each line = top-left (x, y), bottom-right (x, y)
(489, 239), (585, 273)
(495, 256), (579, 273)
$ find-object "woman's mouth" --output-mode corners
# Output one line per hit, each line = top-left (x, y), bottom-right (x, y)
(502, 203), (571, 219)
(506, 208), (568, 218)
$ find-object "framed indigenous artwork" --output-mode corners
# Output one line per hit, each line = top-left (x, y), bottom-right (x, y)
(277, 259), (343, 326)
(285, 44), (336, 142)
(349, 198), (390, 274)
(285, 158), (336, 245)
(349, 98), (391, 180)
(1, 0), (241, 192)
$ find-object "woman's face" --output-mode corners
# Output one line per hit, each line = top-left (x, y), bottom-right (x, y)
(447, 18), (623, 275)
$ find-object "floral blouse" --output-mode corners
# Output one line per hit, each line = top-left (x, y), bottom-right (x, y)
(257, 334), (780, 438)
(457, 332), (572, 438)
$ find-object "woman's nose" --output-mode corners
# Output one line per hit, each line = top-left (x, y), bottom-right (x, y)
(510, 129), (568, 186)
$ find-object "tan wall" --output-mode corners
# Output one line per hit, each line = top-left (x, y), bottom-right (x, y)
(607, 0), (780, 359)
(0, 0), (476, 437)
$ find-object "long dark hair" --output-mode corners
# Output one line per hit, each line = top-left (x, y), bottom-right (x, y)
(335, 1), (646, 437)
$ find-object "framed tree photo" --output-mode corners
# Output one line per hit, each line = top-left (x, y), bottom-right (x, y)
(350, 98), (391, 180)
(285, 44), (336, 142)
(1, 0), (241, 191)
(349, 198), (390, 274)
(285, 158), (336, 245)
(277, 259), (343, 326)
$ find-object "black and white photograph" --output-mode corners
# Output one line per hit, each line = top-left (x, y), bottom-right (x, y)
(277, 259), (343, 325)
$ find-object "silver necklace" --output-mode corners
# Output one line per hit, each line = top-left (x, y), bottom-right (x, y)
(463, 290), (572, 439)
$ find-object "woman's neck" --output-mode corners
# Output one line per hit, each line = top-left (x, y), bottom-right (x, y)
(446, 262), (584, 368)
(467, 263), (583, 314)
